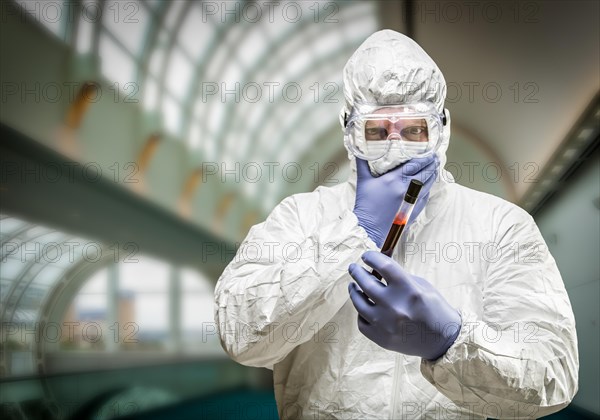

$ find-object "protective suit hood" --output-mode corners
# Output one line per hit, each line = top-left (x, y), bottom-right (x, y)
(340, 30), (452, 178)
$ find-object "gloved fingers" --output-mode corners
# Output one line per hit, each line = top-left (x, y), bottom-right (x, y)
(348, 263), (386, 303)
(355, 156), (373, 180)
(388, 155), (439, 185)
(348, 282), (377, 324)
(397, 154), (437, 177)
(411, 157), (439, 186)
(357, 314), (371, 328)
(419, 167), (438, 194)
(424, 155), (441, 178)
(361, 251), (412, 290)
(409, 160), (438, 200)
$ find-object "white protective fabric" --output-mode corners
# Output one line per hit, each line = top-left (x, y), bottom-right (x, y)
(215, 30), (578, 419)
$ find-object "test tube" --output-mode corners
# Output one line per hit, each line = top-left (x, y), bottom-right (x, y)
(372, 179), (423, 280)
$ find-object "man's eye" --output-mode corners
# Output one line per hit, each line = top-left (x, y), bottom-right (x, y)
(365, 128), (387, 138)
(406, 127), (425, 135)
(402, 126), (428, 140)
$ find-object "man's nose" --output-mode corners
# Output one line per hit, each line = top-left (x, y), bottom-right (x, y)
(387, 122), (403, 137)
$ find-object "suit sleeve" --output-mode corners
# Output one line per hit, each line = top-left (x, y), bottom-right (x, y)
(214, 193), (378, 369)
(420, 206), (579, 419)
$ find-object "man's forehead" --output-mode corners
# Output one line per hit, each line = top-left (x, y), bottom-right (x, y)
(372, 107), (400, 115)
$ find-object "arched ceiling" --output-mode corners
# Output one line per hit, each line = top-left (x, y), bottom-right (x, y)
(7, 0), (599, 242)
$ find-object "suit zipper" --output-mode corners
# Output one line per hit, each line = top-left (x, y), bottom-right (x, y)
(389, 225), (416, 418)
(389, 353), (402, 419)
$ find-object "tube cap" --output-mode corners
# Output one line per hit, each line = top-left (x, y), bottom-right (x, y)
(404, 179), (423, 204)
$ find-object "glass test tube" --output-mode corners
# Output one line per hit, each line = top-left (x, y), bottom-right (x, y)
(372, 179), (424, 280)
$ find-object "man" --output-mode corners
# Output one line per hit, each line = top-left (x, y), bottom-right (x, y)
(214, 30), (578, 419)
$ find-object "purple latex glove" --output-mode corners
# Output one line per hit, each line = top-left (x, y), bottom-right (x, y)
(348, 251), (461, 361)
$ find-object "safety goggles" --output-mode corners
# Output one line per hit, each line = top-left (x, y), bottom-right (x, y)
(344, 102), (446, 161)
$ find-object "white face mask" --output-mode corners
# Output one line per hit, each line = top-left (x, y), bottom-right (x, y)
(366, 141), (429, 175)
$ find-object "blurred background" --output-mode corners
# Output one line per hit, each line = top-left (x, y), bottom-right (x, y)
(0, 0), (598, 419)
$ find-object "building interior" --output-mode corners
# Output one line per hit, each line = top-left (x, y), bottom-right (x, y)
(0, 1), (598, 419)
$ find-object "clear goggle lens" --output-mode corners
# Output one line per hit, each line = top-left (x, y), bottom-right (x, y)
(344, 104), (444, 161)
(364, 117), (430, 141)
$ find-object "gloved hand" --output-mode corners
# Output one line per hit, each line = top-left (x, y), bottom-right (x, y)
(348, 251), (461, 361)
(353, 155), (439, 248)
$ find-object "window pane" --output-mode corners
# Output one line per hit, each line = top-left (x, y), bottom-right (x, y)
(76, 0), (98, 54)
(236, 28), (265, 69)
(163, 95), (181, 135)
(163, 0), (185, 30)
(143, 75), (158, 111)
(148, 29), (168, 76)
(181, 268), (217, 351)
(99, 34), (136, 88)
(165, 48), (193, 101)
(182, 294), (214, 341)
(61, 268), (108, 351)
(80, 267), (108, 293)
(1, 279), (12, 302)
(118, 257), (169, 350)
(119, 256), (169, 292)
(0, 257), (26, 280)
(31, 265), (65, 287)
(189, 121), (201, 149)
(1, 217), (27, 236)
(181, 268), (212, 293)
(102, 0), (149, 55)
(178, 4), (213, 62)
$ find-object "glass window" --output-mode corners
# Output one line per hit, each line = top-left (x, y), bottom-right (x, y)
(35, 231), (65, 247)
(178, 4), (213, 62)
(312, 29), (343, 60)
(119, 256), (169, 291)
(0, 257), (26, 280)
(76, 0), (98, 54)
(163, 0), (185, 30)
(181, 269), (216, 350)
(143, 75), (159, 111)
(23, 225), (52, 240)
(98, 33), (136, 89)
(262, 3), (290, 38)
(118, 256), (169, 350)
(203, 129), (216, 161)
(206, 95), (225, 137)
(203, 36), (229, 81)
(163, 94), (181, 135)
(148, 29), (168, 77)
(236, 28), (265, 69)
(1, 217), (27, 236)
(284, 44), (311, 78)
(18, 276), (48, 321)
(102, 0), (149, 55)
(189, 120), (201, 149)
(0, 279), (12, 302)
(61, 268), (108, 351)
(31, 265), (65, 288)
(165, 47), (194, 101)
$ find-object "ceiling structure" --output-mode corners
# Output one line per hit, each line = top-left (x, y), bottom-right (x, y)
(7, 0), (599, 241)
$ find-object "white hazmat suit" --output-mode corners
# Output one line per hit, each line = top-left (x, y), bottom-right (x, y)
(214, 30), (579, 419)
